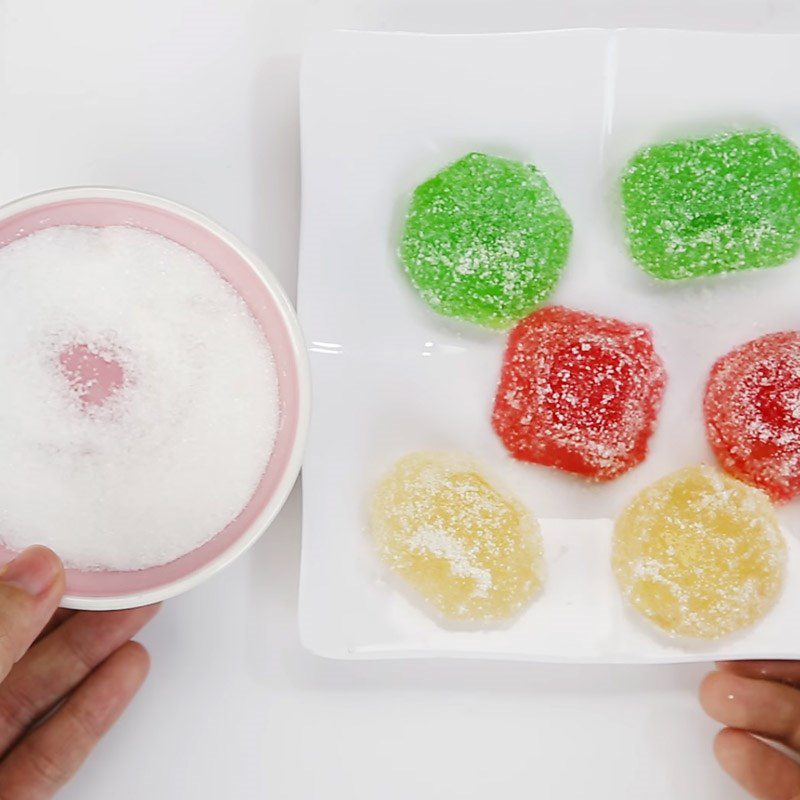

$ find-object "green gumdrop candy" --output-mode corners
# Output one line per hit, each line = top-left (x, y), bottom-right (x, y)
(621, 130), (800, 280)
(399, 152), (572, 329)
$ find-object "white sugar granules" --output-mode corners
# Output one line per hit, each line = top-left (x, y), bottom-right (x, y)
(0, 225), (279, 570)
(407, 526), (493, 598)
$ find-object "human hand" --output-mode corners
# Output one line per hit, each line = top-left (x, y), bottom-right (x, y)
(701, 660), (800, 799)
(0, 546), (158, 799)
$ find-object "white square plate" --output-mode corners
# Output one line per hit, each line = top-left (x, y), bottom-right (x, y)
(298, 29), (800, 661)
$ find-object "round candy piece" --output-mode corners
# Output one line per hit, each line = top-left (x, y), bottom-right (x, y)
(621, 130), (800, 280)
(369, 452), (544, 622)
(399, 152), (572, 329)
(613, 465), (786, 640)
(705, 331), (800, 503)
(492, 306), (666, 481)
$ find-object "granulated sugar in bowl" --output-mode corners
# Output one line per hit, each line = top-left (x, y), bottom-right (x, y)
(0, 187), (309, 609)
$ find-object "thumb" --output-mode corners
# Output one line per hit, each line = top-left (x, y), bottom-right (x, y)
(0, 547), (65, 681)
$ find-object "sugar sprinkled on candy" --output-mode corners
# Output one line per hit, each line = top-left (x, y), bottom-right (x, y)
(492, 306), (666, 481)
(369, 452), (544, 622)
(399, 152), (572, 329)
(705, 331), (800, 503)
(613, 465), (786, 639)
(0, 225), (279, 570)
(621, 130), (800, 280)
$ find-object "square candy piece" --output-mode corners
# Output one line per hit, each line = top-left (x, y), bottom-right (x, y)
(621, 130), (800, 280)
(704, 331), (800, 503)
(399, 153), (572, 329)
(492, 306), (666, 481)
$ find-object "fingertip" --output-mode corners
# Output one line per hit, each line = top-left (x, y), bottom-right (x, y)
(714, 726), (743, 753)
(31, 546), (67, 604)
(104, 641), (151, 699)
(714, 660), (761, 678)
(121, 641), (151, 682)
(37, 546), (67, 594)
(714, 659), (800, 686)
(699, 670), (749, 726)
(19, 546), (64, 572)
(699, 670), (723, 712)
(0, 545), (65, 599)
(124, 639), (150, 665)
(26, 546), (62, 563)
(713, 728), (746, 770)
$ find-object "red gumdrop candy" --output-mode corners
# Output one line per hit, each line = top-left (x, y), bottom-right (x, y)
(492, 306), (667, 481)
(704, 331), (800, 503)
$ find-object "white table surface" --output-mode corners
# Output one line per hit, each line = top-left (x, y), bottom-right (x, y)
(2, 1), (799, 797)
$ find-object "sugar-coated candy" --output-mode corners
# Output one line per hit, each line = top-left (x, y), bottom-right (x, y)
(399, 152), (572, 329)
(705, 331), (800, 503)
(492, 306), (666, 481)
(613, 465), (785, 639)
(369, 452), (545, 622)
(621, 130), (800, 280)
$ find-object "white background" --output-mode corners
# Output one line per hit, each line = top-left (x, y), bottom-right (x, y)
(3, 1), (800, 798)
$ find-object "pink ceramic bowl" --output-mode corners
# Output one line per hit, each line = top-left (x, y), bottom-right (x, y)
(0, 187), (310, 610)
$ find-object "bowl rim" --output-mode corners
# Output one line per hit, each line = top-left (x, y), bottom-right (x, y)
(0, 185), (311, 610)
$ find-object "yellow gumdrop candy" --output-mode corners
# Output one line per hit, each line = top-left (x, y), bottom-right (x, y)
(613, 465), (786, 639)
(370, 452), (544, 622)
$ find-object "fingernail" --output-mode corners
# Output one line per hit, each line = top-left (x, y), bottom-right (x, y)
(0, 547), (62, 596)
